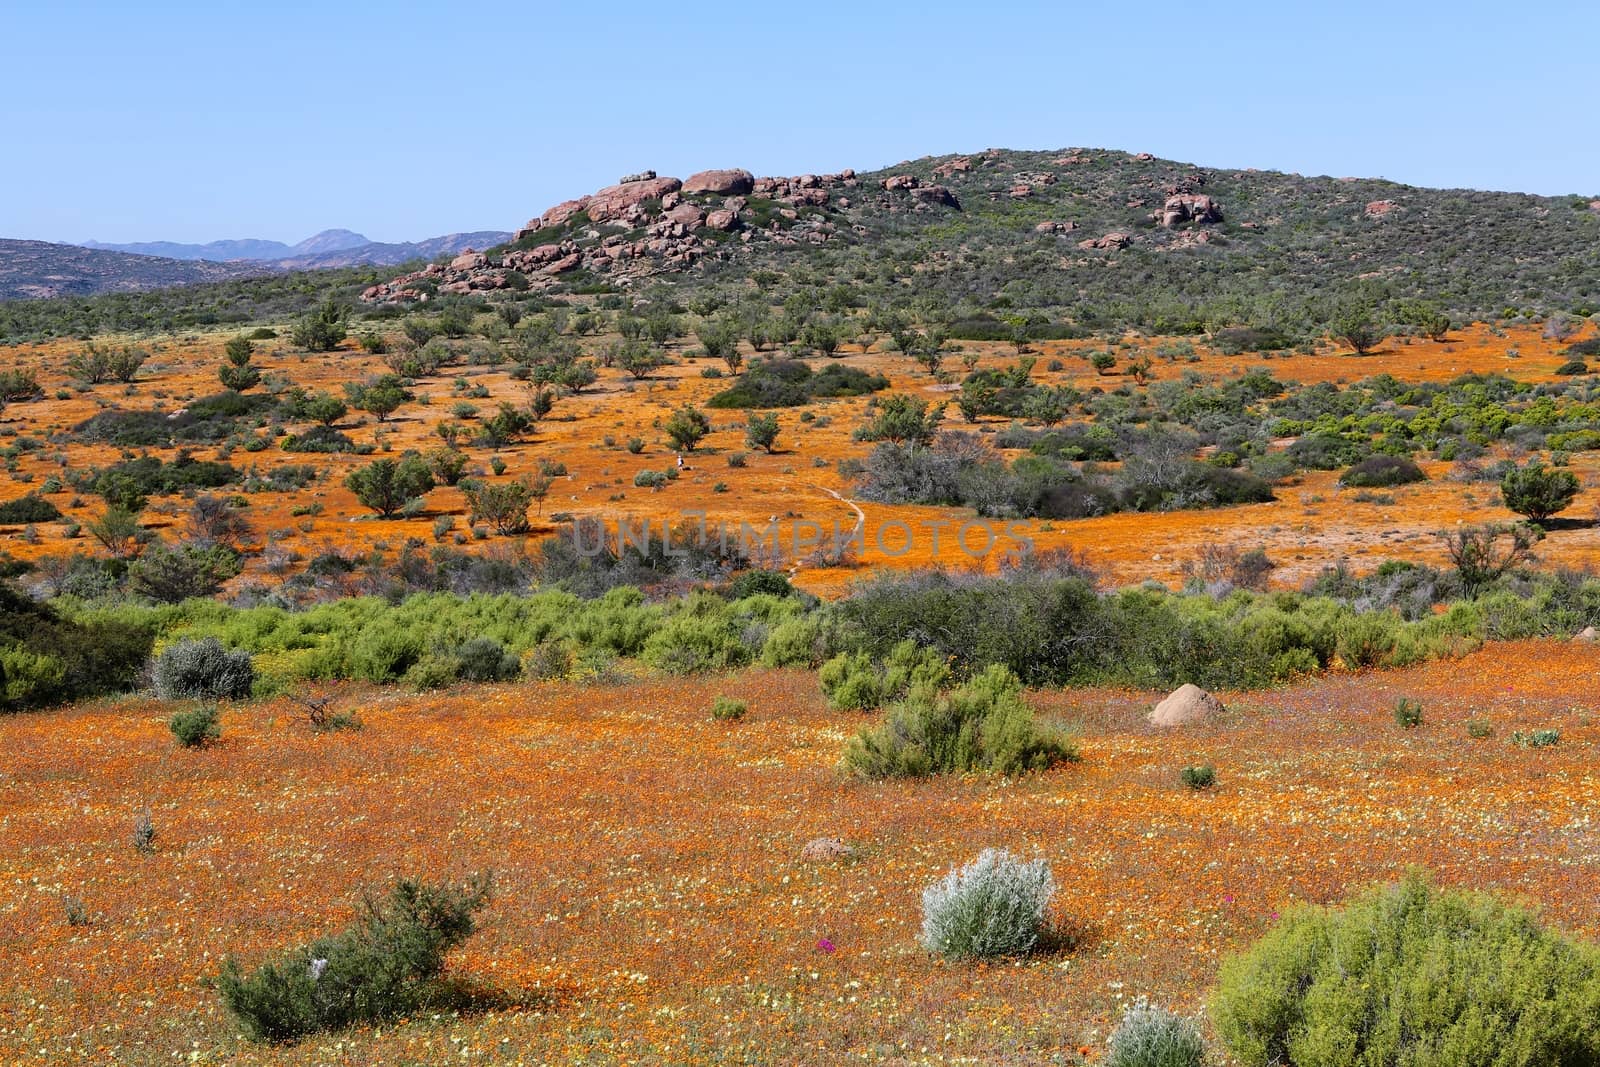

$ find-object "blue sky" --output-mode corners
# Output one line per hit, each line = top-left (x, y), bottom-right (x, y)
(6, 0), (1595, 245)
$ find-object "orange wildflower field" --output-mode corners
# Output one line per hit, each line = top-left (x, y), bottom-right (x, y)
(3, 641), (1598, 1063)
(3, 320), (1600, 594)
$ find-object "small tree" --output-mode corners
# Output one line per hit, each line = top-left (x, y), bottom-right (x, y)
(129, 542), (242, 603)
(344, 374), (411, 423)
(854, 394), (945, 447)
(462, 478), (535, 534)
(86, 506), (144, 558)
(664, 406), (711, 452)
(1331, 304), (1385, 355)
(219, 336), (261, 392)
(617, 339), (666, 380)
(1500, 460), (1579, 522)
(1438, 522), (1539, 595)
(745, 412), (780, 453)
(698, 319), (743, 372)
(345, 454), (434, 518)
(302, 391), (348, 426)
(292, 300), (348, 352)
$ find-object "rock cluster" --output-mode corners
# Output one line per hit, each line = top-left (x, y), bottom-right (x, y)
(1158, 193), (1223, 228)
(362, 166), (858, 302)
(1365, 199), (1399, 218)
(1078, 231), (1132, 251)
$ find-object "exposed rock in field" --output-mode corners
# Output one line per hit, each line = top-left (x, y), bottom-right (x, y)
(1365, 199), (1399, 218)
(1573, 626), (1597, 643)
(911, 184), (959, 209)
(1078, 231), (1132, 251)
(583, 176), (684, 224)
(1159, 194), (1222, 228)
(1035, 220), (1076, 234)
(448, 250), (486, 271)
(882, 174), (919, 191)
(1149, 683), (1224, 727)
(800, 837), (856, 862)
(683, 168), (755, 196)
(705, 209), (739, 231)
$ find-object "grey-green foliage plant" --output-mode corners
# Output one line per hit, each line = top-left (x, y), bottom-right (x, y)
(1104, 997), (1208, 1067)
(919, 848), (1055, 960)
(152, 637), (254, 701)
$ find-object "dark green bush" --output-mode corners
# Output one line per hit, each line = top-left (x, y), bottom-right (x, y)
(1212, 872), (1600, 1066)
(1180, 764), (1215, 790)
(1341, 455), (1426, 488)
(215, 873), (492, 1043)
(169, 703), (220, 747)
(1, 583), (153, 711)
(710, 695), (747, 721)
(0, 493), (63, 524)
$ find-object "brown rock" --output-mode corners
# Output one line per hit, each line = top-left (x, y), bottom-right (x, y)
(449, 251), (486, 272)
(882, 174), (919, 191)
(911, 184), (959, 209)
(537, 197), (591, 230)
(1008, 184), (1033, 199)
(1149, 684), (1225, 727)
(584, 176), (683, 223)
(705, 209), (739, 231)
(547, 252), (582, 273)
(1159, 194), (1223, 228)
(1078, 231), (1132, 251)
(665, 203), (705, 228)
(1135, 152), (1155, 161)
(1574, 626), (1598, 643)
(683, 168), (755, 196)
(1365, 199), (1399, 218)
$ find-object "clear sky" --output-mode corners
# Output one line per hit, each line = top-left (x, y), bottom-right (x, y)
(5, 0), (1596, 246)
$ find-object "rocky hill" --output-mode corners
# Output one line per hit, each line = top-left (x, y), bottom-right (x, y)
(0, 240), (269, 301)
(359, 148), (1600, 327)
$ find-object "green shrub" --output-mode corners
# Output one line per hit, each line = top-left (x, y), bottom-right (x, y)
(0, 493), (63, 524)
(919, 848), (1055, 960)
(1340, 455), (1426, 488)
(1393, 697), (1423, 728)
(454, 637), (520, 682)
(1104, 997), (1208, 1067)
(1180, 764), (1216, 790)
(215, 873), (492, 1043)
(641, 597), (752, 674)
(1467, 718), (1494, 739)
(169, 703), (220, 747)
(710, 696), (747, 721)
(1501, 461), (1579, 522)
(842, 664), (1075, 778)
(1213, 872), (1600, 1066)
(152, 637), (255, 701)
(818, 639), (949, 710)
(1512, 728), (1561, 748)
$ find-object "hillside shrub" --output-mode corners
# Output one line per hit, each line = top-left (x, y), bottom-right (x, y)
(919, 849), (1055, 960)
(1212, 872), (1600, 1066)
(0, 493), (63, 524)
(215, 873), (492, 1043)
(1340, 455), (1426, 488)
(152, 637), (255, 701)
(842, 664), (1075, 778)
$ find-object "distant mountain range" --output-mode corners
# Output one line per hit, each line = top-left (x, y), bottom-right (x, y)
(1, 229), (513, 301)
(81, 228), (513, 269)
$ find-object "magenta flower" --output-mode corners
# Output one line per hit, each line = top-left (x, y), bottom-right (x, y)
(816, 938), (836, 954)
